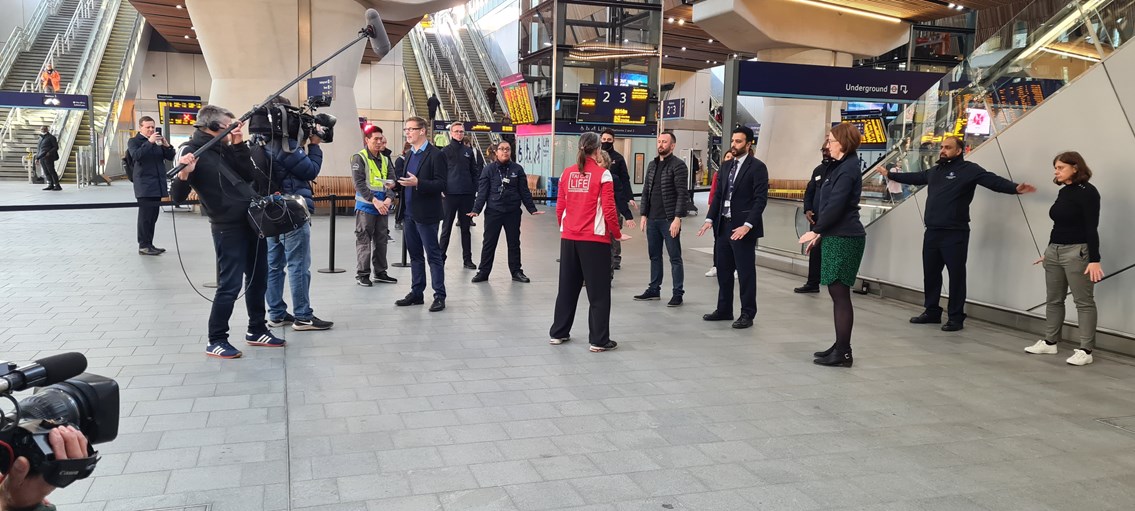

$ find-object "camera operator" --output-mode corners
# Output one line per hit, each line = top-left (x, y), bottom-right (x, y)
(253, 97), (334, 332)
(171, 105), (286, 359)
(0, 426), (87, 511)
(128, 116), (176, 256)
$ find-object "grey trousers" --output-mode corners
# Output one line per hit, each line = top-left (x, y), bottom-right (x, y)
(610, 214), (624, 269)
(355, 211), (390, 277)
(1044, 243), (1097, 350)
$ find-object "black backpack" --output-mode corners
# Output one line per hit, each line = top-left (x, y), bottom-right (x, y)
(122, 150), (134, 182)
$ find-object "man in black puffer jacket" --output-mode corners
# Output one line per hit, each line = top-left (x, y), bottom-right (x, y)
(170, 105), (284, 360)
(439, 121), (482, 269)
(633, 132), (689, 306)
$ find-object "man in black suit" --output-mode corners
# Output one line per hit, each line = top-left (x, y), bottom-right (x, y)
(392, 116), (449, 311)
(697, 126), (768, 329)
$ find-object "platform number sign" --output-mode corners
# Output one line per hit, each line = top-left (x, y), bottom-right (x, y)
(662, 99), (685, 120)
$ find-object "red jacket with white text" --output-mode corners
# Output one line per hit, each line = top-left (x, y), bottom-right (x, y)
(556, 157), (622, 244)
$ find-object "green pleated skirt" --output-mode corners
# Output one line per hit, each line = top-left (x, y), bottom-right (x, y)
(820, 235), (866, 287)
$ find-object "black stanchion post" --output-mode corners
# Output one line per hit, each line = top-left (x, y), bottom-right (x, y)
(318, 194), (345, 274)
(391, 223), (410, 268)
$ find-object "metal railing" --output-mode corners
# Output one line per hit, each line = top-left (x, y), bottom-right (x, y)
(407, 27), (454, 122)
(96, 9), (143, 176)
(32, 0), (95, 93)
(0, 0), (63, 84)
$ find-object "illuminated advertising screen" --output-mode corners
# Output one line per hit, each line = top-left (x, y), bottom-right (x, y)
(500, 73), (537, 125)
(576, 84), (649, 125)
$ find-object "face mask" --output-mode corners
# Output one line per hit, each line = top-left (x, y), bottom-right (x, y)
(601, 142), (613, 151)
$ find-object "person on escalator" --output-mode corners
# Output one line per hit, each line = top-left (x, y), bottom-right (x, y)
(880, 136), (1036, 332)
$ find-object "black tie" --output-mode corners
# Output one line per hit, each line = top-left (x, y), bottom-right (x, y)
(724, 160), (739, 217)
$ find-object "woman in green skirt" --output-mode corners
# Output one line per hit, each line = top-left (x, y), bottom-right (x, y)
(798, 123), (867, 367)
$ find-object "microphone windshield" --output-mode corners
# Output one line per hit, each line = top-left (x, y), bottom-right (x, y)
(36, 352), (88, 385)
(365, 9), (392, 59)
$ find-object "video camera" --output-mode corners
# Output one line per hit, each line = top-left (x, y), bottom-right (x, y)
(0, 353), (118, 488)
(248, 94), (338, 144)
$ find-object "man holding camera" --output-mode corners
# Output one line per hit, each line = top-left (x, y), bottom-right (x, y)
(171, 105), (286, 359)
(254, 97), (334, 332)
(128, 116), (176, 256)
(0, 426), (88, 511)
(352, 124), (398, 287)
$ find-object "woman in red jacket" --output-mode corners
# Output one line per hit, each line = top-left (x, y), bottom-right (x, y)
(549, 132), (629, 352)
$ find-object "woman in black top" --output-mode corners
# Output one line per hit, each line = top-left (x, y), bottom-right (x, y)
(1024, 151), (1103, 366)
(798, 123), (868, 367)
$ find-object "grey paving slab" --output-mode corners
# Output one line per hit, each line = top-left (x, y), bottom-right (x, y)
(7, 183), (1135, 510)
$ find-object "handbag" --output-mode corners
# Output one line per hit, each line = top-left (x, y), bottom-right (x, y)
(247, 194), (310, 238)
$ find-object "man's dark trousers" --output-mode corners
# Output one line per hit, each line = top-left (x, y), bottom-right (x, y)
(714, 223), (757, 318)
(404, 216), (446, 299)
(805, 238), (823, 287)
(440, 194), (474, 264)
(208, 224), (269, 344)
(479, 208), (522, 276)
(137, 197), (162, 249)
(923, 228), (969, 323)
(646, 218), (684, 296)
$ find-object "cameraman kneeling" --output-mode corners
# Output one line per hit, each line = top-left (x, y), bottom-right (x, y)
(171, 105), (286, 359)
(0, 426), (87, 511)
(254, 97), (333, 332)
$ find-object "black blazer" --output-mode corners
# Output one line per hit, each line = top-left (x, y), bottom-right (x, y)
(705, 155), (769, 237)
(393, 143), (448, 224)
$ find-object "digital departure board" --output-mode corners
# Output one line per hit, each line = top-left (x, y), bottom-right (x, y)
(576, 84), (649, 125)
(501, 73), (537, 125)
(841, 116), (887, 148)
(159, 98), (203, 126)
(992, 78), (1062, 109)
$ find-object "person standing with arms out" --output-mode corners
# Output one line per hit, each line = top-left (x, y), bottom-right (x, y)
(881, 136), (1036, 331)
(697, 126), (768, 329)
(427, 94), (441, 122)
(439, 122), (481, 269)
(392, 116), (449, 312)
(469, 140), (543, 283)
(352, 125), (399, 287)
(799, 124), (868, 367)
(795, 144), (835, 293)
(600, 128), (636, 273)
(40, 65), (61, 93)
(1024, 151), (1103, 366)
(170, 106), (285, 358)
(128, 116), (175, 256)
(634, 131), (689, 307)
(550, 132), (629, 352)
(35, 126), (60, 191)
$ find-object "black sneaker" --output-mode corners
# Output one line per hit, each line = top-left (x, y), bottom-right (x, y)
(463, 261), (477, 270)
(267, 313), (295, 327)
(138, 247), (162, 256)
(590, 341), (618, 352)
(667, 296), (683, 307)
(396, 294), (425, 306)
(294, 316), (333, 331)
(634, 290), (661, 301)
(793, 285), (820, 293)
(373, 272), (398, 284)
(910, 312), (942, 324)
(356, 275), (373, 287)
(941, 321), (964, 332)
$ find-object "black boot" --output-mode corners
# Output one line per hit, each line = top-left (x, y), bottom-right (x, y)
(813, 343), (836, 358)
(814, 349), (853, 367)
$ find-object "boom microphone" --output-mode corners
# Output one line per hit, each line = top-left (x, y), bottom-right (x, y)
(364, 9), (392, 59)
(0, 352), (88, 394)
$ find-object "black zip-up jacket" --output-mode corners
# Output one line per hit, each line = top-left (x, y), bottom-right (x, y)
(887, 156), (1019, 231)
(441, 139), (482, 195)
(811, 153), (866, 238)
(36, 132), (58, 161)
(802, 160), (834, 214)
(606, 148), (634, 220)
(170, 130), (266, 229)
(128, 133), (176, 199)
(473, 160), (538, 215)
(639, 153), (689, 220)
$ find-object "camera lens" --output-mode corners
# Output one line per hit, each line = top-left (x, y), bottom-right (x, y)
(17, 374), (119, 445)
(20, 387), (83, 424)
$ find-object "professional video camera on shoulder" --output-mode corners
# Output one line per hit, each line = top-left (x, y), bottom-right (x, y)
(0, 353), (118, 488)
(249, 94), (338, 144)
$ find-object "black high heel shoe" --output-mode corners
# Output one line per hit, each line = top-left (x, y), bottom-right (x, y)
(814, 350), (853, 367)
(813, 343), (836, 358)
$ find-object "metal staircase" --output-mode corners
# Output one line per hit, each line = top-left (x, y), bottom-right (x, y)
(0, 0), (97, 181)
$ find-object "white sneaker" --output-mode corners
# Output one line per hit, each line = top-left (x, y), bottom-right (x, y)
(1066, 349), (1093, 366)
(549, 337), (570, 345)
(1024, 340), (1058, 355)
(705, 267), (717, 277)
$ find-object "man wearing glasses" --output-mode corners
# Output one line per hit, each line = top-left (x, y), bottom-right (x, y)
(439, 121), (482, 270)
(468, 141), (543, 283)
(392, 117), (450, 311)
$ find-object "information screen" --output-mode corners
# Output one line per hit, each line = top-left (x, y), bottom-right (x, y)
(841, 116), (887, 147)
(501, 73), (537, 125)
(159, 99), (203, 126)
(576, 84), (649, 125)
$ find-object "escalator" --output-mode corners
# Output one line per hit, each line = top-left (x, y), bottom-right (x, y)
(422, 31), (494, 153)
(457, 28), (506, 121)
(402, 42), (430, 119)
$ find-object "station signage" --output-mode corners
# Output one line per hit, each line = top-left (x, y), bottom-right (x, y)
(737, 61), (944, 103)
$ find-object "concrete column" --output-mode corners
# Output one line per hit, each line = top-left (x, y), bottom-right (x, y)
(186, 0), (368, 177)
(752, 48), (851, 180)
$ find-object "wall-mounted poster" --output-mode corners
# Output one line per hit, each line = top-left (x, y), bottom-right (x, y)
(633, 153), (645, 184)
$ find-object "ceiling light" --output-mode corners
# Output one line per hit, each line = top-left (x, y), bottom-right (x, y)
(681, 47), (686, 51)
(947, 2), (955, 7)
(786, 0), (902, 23)
(732, 53), (738, 58)
(668, 17), (675, 23)
(183, 35), (190, 39)
(176, 4), (182, 8)
(677, 19), (685, 25)
(708, 39), (714, 43)
(623, 38), (629, 43)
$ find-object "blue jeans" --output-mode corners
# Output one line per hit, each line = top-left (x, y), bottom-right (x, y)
(266, 222), (313, 321)
(646, 218), (684, 296)
(403, 216), (446, 299)
(209, 224), (268, 343)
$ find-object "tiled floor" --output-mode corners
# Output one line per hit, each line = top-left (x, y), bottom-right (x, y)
(3, 182), (1135, 511)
